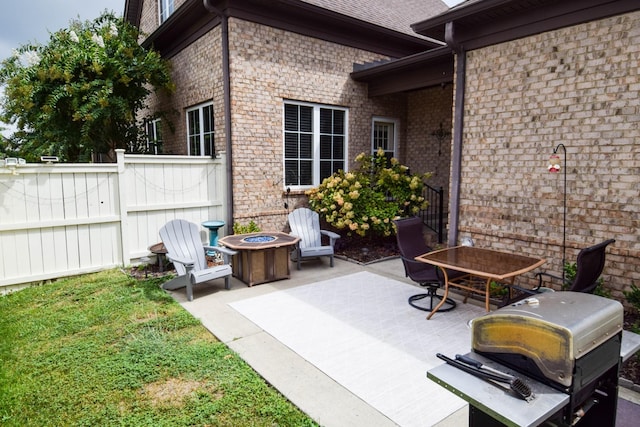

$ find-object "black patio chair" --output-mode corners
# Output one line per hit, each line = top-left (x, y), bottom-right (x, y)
(393, 217), (462, 313)
(535, 239), (615, 294)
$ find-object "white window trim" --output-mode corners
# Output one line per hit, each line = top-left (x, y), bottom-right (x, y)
(371, 116), (399, 158)
(186, 102), (214, 157)
(158, 0), (175, 24)
(147, 118), (162, 154)
(283, 101), (349, 191)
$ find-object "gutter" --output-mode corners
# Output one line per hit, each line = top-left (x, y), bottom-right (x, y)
(445, 21), (466, 247)
(203, 0), (234, 234)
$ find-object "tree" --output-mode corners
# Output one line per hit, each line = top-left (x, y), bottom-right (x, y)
(0, 12), (173, 162)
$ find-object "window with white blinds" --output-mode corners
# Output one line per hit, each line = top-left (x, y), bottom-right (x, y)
(284, 101), (348, 189)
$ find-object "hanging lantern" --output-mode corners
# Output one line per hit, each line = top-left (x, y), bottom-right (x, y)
(548, 154), (561, 172)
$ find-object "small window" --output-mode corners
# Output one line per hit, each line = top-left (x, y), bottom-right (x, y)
(284, 101), (348, 189)
(146, 118), (163, 154)
(186, 102), (214, 156)
(372, 117), (399, 164)
(159, 0), (175, 24)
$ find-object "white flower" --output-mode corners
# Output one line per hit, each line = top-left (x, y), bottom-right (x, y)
(109, 23), (118, 37)
(91, 34), (104, 48)
(19, 50), (41, 67)
(69, 31), (79, 43)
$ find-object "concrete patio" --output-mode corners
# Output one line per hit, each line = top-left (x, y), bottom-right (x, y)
(164, 256), (640, 426)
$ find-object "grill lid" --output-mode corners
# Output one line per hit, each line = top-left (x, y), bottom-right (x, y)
(471, 292), (622, 387)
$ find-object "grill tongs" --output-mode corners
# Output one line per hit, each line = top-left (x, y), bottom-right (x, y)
(436, 353), (534, 402)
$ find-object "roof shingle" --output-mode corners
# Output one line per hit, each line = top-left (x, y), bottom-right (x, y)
(299, 0), (449, 37)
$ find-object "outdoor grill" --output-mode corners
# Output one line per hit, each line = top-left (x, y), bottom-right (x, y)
(471, 291), (623, 426)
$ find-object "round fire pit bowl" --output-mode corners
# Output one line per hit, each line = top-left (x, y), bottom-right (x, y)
(242, 235), (277, 244)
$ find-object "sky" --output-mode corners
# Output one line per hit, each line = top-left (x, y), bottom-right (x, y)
(0, 0), (124, 62)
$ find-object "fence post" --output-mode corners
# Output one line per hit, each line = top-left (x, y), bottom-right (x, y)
(116, 149), (129, 266)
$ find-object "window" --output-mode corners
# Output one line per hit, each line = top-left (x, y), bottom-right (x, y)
(186, 102), (214, 156)
(158, 0), (175, 24)
(284, 101), (347, 188)
(372, 117), (399, 164)
(146, 118), (163, 154)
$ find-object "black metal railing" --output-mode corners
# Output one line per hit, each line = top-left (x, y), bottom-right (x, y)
(420, 184), (445, 243)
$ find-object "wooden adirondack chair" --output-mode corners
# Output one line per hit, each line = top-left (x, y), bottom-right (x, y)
(159, 219), (236, 301)
(288, 207), (340, 270)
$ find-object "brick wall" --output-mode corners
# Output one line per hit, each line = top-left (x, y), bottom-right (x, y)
(458, 11), (640, 298)
(138, 0), (189, 37)
(226, 18), (403, 231)
(141, 29), (225, 156)
(407, 86), (454, 204)
(139, 12), (454, 236)
(225, 19), (453, 231)
(137, 0), (156, 37)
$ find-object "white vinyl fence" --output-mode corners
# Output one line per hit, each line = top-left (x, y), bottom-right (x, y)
(0, 150), (227, 292)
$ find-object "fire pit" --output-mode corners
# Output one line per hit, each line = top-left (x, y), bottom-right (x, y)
(242, 235), (277, 243)
(218, 232), (299, 286)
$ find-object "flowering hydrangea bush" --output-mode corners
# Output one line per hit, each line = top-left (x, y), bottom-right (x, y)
(306, 149), (429, 237)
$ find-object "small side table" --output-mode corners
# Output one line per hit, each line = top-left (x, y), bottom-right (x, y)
(148, 242), (167, 272)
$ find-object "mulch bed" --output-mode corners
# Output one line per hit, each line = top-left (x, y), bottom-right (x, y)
(333, 233), (400, 264)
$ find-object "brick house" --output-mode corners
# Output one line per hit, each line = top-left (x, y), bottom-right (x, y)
(124, 0), (454, 231)
(125, 0), (640, 299)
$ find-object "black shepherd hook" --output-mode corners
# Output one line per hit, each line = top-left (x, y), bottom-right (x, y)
(284, 186), (291, 211)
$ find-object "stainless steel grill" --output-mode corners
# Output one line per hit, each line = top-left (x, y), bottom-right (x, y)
(471, 291), (623, 426)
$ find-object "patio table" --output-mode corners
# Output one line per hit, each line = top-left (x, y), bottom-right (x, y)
(416, 246), (545, 319)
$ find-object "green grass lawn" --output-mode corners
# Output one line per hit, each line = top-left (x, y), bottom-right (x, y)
(0, 270), (316, 426)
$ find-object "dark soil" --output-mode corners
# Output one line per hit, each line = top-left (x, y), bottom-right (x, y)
(333, 233), (400, 264)
(130, 235), (640, 387)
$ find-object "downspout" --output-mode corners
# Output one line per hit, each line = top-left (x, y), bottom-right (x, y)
(445, 21), (466, 247)
(204, 0), (234, 234)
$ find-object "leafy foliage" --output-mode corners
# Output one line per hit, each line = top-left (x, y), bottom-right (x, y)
(624, 283), (640, 316)
(563, 261), (611, 297)
(306, 149), (429, 237)
(233, 220), (261, 234)
(0, 12), (173, 162)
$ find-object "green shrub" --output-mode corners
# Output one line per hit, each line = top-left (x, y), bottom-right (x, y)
(489, 281), (509, 297)
(624, 283), (640, 313)
(233, 220), (261, 234)
(563, 261), (611, 297)
(306, 149), (429, 237)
